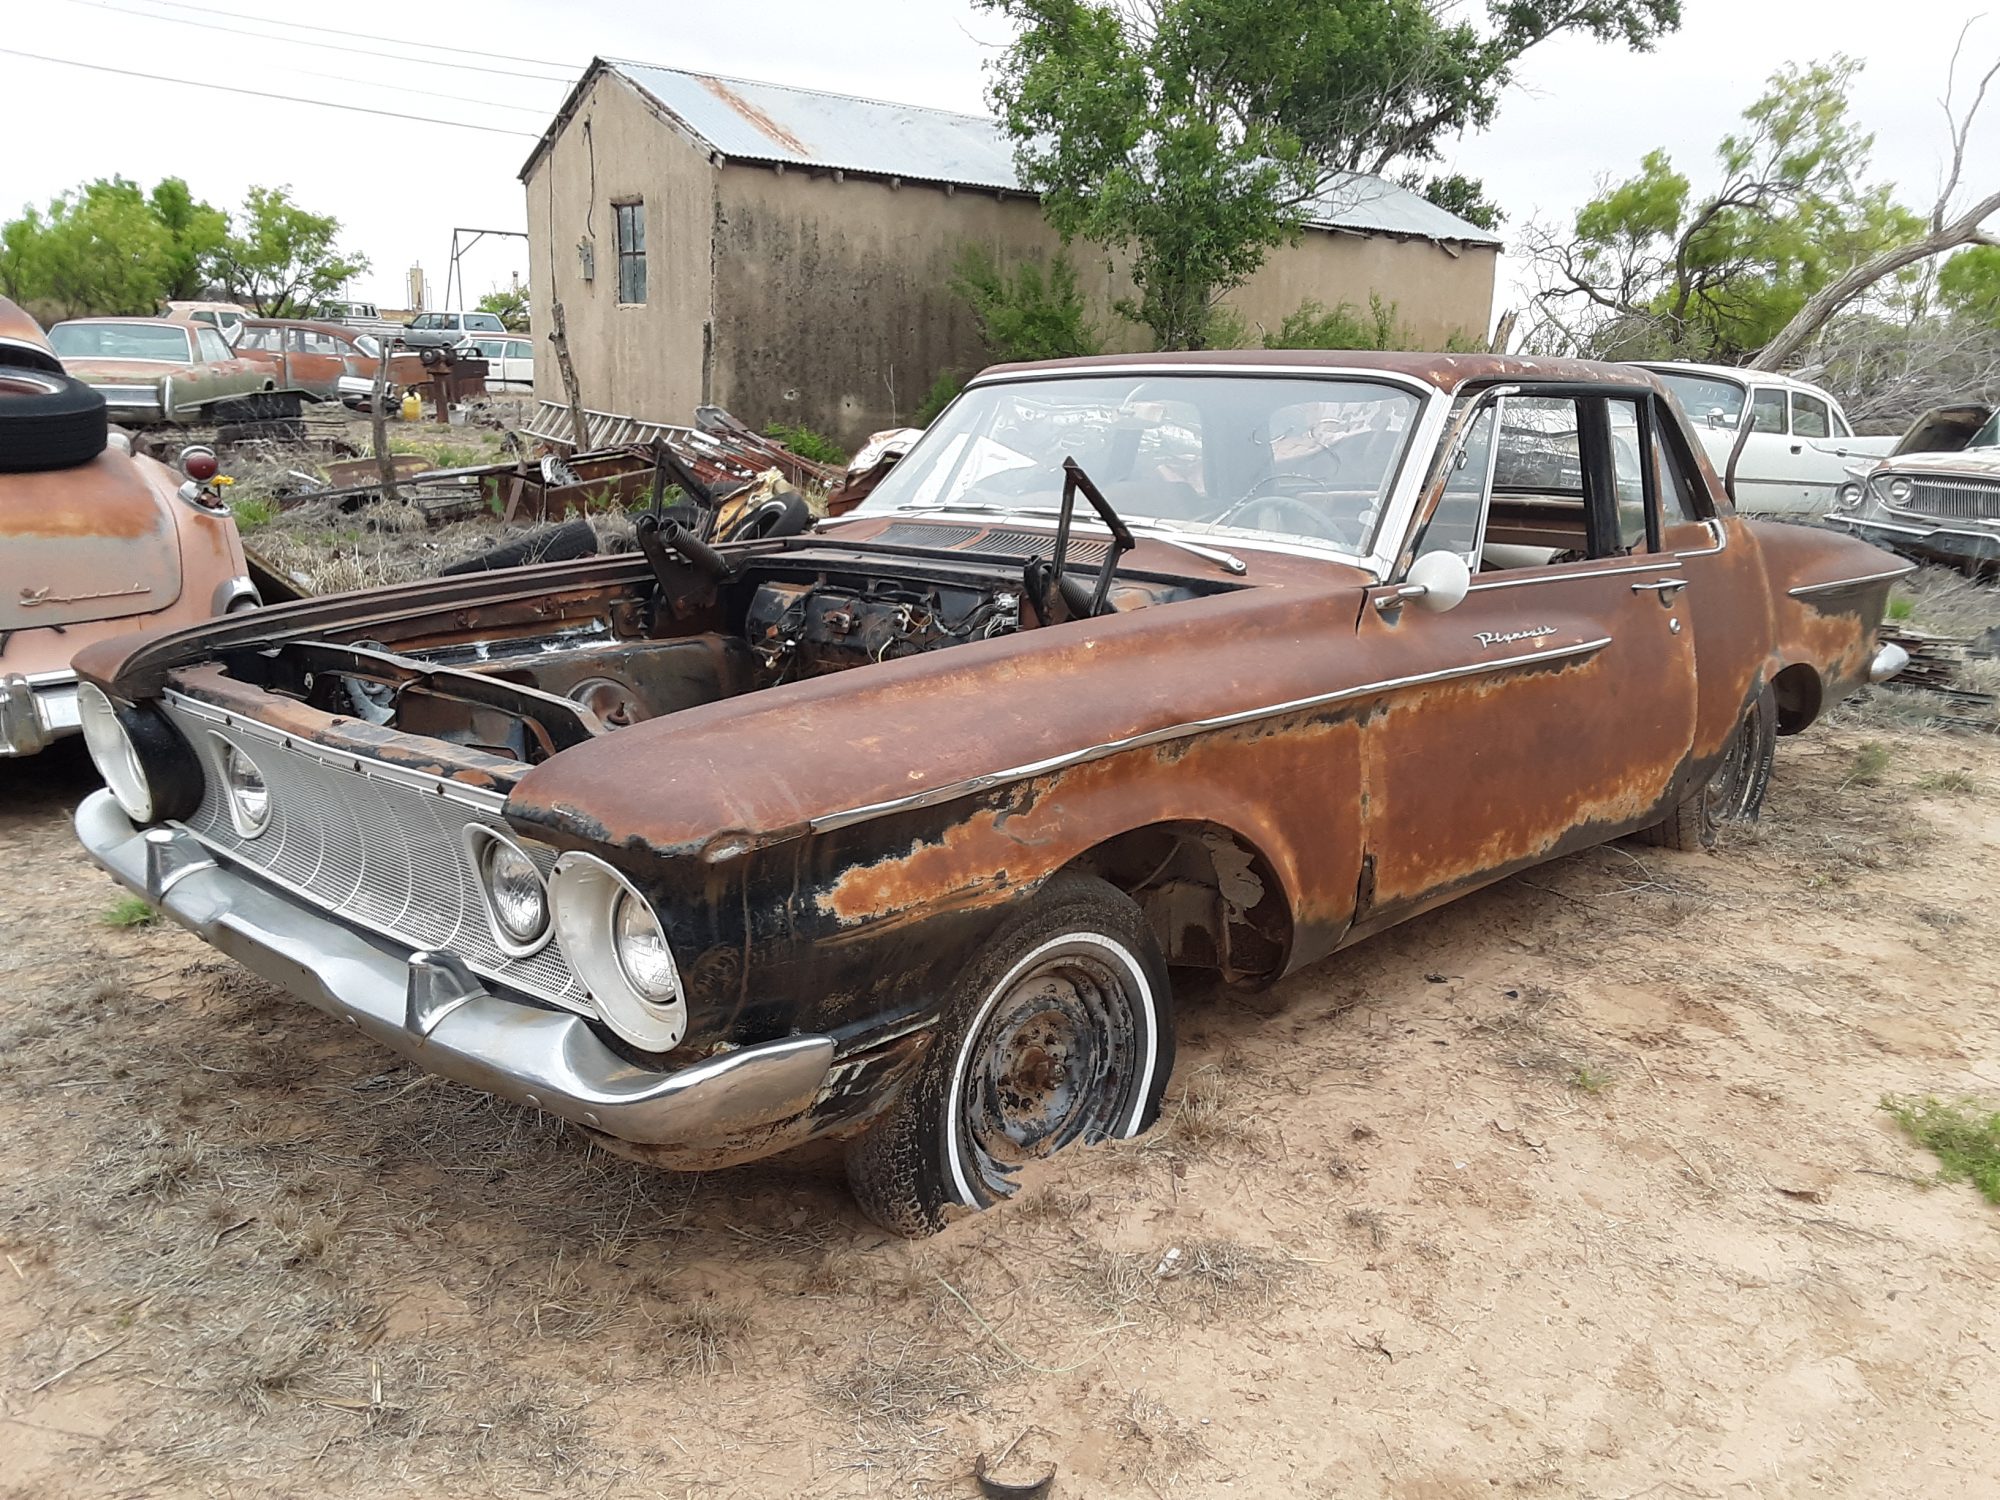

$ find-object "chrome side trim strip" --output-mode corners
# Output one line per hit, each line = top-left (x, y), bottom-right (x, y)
(809, 635), (1614, 834)
(163, 689), (509, 814)
(1465, 559), (1681, 594)
(1788, 565), (1915, 599)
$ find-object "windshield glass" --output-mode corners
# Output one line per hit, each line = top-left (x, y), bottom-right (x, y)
(49, 322), (192, 362)
(1973, 410), (2000, 449)
(856, 374), (1424, 554)
(1653, 370), (1746, 426)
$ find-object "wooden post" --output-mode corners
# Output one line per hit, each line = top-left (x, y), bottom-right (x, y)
(548, 296), (590, 451)
(369, 349), (399, 505)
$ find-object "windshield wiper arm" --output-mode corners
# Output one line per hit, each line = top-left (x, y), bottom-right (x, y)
(1122, 520), (1247, 576)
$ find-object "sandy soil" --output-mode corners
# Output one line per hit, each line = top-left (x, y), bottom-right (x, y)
(2, 709), (1997, 1499)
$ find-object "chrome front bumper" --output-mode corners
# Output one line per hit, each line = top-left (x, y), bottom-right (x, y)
(75, 790), (835, 1148)
(1827, 513), (2000, 566)
(1, 670), (82, 757)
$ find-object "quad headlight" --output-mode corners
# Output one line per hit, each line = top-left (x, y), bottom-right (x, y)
(218, 739), (271, 837)
(463, 827), (552, 956)
(1885, 476), (1913, 504)
(549, 851), (686, 1051)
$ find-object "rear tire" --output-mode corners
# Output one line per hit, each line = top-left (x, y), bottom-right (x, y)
(845, 873), (1175, 1237)
(1639, 681), (1777, 851)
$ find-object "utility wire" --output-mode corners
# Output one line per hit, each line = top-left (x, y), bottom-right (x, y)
(120, 0), (587, 71)
(286, 63), (555, 117)
(62, 0), (578, 84)
(0, 47), (543, 137)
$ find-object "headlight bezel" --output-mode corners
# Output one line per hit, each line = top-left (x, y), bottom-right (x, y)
(549, 851), (687, 1052)
(78, 683), (155, 823)
(1884, 475), (1913, 505)
(463, 825), (554, 958)
(78, 684), (201, 826)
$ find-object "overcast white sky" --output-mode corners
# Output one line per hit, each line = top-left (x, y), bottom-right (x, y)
(5, 0), (1996, 325)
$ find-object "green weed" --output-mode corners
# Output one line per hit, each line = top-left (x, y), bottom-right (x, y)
(1883, 1096), (2000, 1204)
(103, 896), (158, 929)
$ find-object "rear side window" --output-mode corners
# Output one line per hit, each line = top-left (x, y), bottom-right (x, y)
(1791, 392), (1831, 439)
(195, 327), (231, 362)
(466, 313), (505, 333)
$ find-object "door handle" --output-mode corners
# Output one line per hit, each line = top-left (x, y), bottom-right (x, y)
(1632, 578), (1688, 603)
(1790, 443), (1803, 454)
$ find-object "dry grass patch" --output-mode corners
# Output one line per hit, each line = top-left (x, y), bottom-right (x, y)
(1056, 1237), (1298, 1326)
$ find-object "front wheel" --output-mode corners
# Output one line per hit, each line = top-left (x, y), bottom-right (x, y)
(845, 873), (1175, 1237)
(1639, 681), (1777, 851)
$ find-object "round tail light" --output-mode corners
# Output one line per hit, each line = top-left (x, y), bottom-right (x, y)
(180, 446), (219, 482)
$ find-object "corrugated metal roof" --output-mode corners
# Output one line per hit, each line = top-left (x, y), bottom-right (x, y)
(596, 60), (1501, 248)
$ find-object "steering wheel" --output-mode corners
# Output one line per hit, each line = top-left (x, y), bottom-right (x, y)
(1211, 481), (1360, 546)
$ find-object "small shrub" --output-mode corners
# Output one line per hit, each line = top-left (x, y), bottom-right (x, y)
(103, 895), (157, 929)
(1267, 294), (1404, 351)
(951, 244), (1102, 363)
(1913, 769), (1979, 796)
(1847, 742), (1893, 786)
(1569, 1066), (1614, 1096)
(1883, 1096), (2000, 1204)
(1202, 303), (1249, 350)
(762, 422), (846, 467)
(230, 494), (277, 531)
(913, 371), (962, 427)
(1886, 597), (1916, 622)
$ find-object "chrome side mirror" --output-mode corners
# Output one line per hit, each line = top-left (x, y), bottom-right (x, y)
(1380, 550), (1472, 616)
(1706, 407), (1729, 430)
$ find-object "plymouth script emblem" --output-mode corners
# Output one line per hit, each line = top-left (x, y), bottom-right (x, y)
(1474, 625), (1559, 649)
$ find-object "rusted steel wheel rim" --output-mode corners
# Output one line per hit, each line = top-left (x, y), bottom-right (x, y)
(957, 940), (1142, 1201)
(1700, 693), (1768, 831)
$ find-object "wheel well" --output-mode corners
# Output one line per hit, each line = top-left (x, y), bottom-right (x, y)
(1771, 663), (1823, 736)
(1064, 821), (1292, 984)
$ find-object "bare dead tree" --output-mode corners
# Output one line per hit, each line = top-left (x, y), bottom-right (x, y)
(369, 348), (398, 506)
(1751, 36), (2000, 369)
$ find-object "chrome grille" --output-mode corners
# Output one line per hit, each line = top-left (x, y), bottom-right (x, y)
(164, 701), (586, 1012)
(1892, 476), (2000, 522)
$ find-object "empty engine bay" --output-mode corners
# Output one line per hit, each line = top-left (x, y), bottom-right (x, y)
(203, 551), (1209, 764)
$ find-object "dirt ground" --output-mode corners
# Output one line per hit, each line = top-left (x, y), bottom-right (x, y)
(3, 687), (1999, 1497)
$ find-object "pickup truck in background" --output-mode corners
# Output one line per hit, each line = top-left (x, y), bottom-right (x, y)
(312, 301), (405, 343)
(1636, 362), (1897, 517)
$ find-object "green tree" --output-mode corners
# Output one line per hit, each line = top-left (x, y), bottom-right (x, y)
(0, 178), (173, 319)
(1935, 245), (2000, 327)
(477, 284), (530, 331)
(978, 0), (1677, 350)
(950, 244), (1102, 362)
(211, 186), (368, 317)
(147, 178), (229, 302)
(1398, 171), (1504, 232)
(1531, 55), (1995, 363)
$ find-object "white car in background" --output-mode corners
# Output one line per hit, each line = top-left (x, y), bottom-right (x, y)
(457, 334), (534, 392)
(1636, 362), (1897, 517)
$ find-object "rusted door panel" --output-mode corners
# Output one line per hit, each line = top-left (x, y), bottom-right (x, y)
(1664, 517), (1772, 768)
(1351, 560), (1698, 926)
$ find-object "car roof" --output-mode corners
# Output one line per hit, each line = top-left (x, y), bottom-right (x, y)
(974, 348), (1669, 397)
(1634, 360), (1827, 394)
(242, 318), (360, 337)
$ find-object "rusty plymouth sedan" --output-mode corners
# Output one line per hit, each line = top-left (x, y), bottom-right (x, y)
(71, 352), (1910, 1234)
